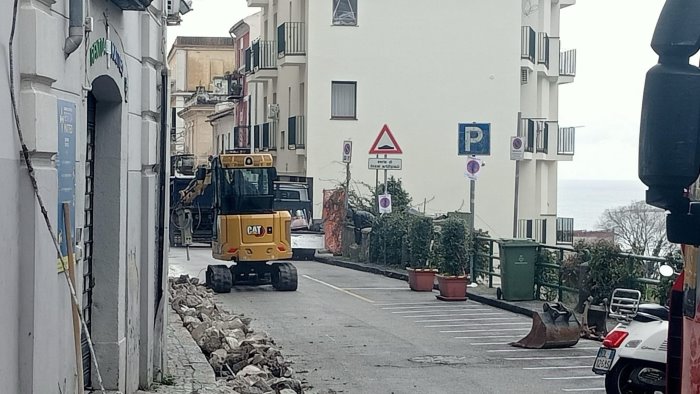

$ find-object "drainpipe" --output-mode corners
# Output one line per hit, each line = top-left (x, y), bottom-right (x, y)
(64, 0), (84, 56)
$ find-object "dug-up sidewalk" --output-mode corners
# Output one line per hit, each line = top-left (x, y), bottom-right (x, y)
(143, 308), (231, 394)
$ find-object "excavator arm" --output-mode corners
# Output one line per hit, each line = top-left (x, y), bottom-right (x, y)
(177, 167), (212, 207)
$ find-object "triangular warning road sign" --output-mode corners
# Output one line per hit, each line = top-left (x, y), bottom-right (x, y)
(369, 124), (402, 154)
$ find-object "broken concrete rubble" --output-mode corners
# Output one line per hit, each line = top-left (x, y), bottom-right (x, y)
(169, 275), (307, 394)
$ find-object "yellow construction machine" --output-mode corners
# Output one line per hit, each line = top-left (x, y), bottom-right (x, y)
(177, 153), (296, 293)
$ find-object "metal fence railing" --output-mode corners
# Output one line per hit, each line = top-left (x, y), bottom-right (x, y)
(472, 237), (674, 304)
(558, 126), (576, 155)
(560, 49), (577, 77)
(521, 26), (536, 63)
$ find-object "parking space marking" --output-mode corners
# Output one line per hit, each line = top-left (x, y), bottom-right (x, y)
(505, 355), (595, 361)
(382, 305), (481, 310)
(455, 335), (524, 339)
(425, 322), (532, 328)
(470, 342), (510, 346)
(542, 376), (603, 380)
(414, 317), (522, 323)
(441, 328), (528, 333)
(487, 347), (598, 353)
(392, 309), (495, 314)
(402, 312), (505, 318)
(343, 287), (408, 290)
(375, 302), (444, 306)
(302, 275), (374, 303)
(524, 366), (592, 370)
(561, 389), (605, 392)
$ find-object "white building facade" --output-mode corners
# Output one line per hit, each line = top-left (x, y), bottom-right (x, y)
(243, 0), (577, 244)
(0, 0), (170, 392)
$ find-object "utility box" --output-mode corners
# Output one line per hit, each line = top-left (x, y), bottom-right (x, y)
(498, 239), (539, 301)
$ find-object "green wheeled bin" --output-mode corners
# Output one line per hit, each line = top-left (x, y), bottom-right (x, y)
(497, 239), (539, 301)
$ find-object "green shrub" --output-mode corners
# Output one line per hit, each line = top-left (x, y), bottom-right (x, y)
(369, 212), (408, 266)
(535, 248), (560, 301)
(434, 218), (471, 276)
(471, 230), (491, 281)
(406, 215), (434, 268)
(650, 251), (683, 305)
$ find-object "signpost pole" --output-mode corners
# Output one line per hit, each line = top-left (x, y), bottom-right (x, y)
(383, 154), (388, 194)
(375, 154), (379, 208)
(345, 161), (351, 211)
(469, 178), (476, 282)
(513, 161), (520, 237)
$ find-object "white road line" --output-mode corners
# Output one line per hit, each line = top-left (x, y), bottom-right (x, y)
(470, 342), (509, 346)
(543, 376), (603, 381)
(392, 309), (496, 314)
(524, 366), (593, 370)
(343, 287), (408, 290)
(302, 275), (374, 303)
(414, 317), (522, 323)
(375, 302), (447, 306)
(561, 388), (605, 392)
(426, 322), (532, 328)
(403, 312), (505, 318)
(455, 335), (523, 339)
(383, 305), (481, 310)
(441, 328), (528, 333)
(487, 347), (599, 353)
(505, 355), (596, 361)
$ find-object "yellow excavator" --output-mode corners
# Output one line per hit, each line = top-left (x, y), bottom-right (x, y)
(177, 153), (296, 293)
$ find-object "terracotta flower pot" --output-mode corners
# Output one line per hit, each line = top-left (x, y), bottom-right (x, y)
(407, 268), (437, 291)
(436, 274), (468, 301)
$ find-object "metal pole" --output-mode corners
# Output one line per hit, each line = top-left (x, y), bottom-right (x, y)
(374, 154), (379, 211)
(514, 112), (522, 237)
(513, 160), (520, 237)
(470, 178), (476, 281)
(345, 161), (350, 211)
(383, 154), (388, 193)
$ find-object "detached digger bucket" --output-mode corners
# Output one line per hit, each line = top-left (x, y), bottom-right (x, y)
(510, 302), (581, 349)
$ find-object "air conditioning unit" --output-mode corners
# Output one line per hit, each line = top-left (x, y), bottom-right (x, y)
(211, 77), (228, 95)
(267, 104), (280, 119)
(167, 0), (192, 16)
(521, 68), (529, 85)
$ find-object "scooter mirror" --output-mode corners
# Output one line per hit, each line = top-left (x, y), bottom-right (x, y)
(659, 264), (674, 277)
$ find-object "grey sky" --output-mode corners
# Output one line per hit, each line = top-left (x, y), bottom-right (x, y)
(168, 0), (669, 182)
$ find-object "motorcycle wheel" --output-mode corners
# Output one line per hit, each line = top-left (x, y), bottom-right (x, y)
(605, 360), (666, 394)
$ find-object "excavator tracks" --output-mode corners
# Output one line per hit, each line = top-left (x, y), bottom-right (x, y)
(206, 264), (233, 293)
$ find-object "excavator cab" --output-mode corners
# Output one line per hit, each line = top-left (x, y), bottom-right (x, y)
(204, 153), (296, 293)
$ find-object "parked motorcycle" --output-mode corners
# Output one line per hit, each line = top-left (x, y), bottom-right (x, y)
(592, 265), (675, 394)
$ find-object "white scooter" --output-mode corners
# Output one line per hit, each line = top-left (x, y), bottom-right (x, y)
(591, 265), (674, 394)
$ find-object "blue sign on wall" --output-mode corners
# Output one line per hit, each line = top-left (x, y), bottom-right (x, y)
(57, 99), (77, 262)
(458, 123), (491, 156)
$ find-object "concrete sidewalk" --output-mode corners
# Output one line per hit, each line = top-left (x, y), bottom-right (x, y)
(314, 253), (552, 318)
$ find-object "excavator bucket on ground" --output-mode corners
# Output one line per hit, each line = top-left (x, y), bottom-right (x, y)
(510, 302), (581, 349)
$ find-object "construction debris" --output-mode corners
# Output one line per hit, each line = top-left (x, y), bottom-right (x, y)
(169, 275), (306, 394)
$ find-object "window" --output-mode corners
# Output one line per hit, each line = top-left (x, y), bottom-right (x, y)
(332, 0), (357, 26)
(331, 81), (357, 119)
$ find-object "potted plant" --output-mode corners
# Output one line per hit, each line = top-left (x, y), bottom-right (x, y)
(435, 217), (471, 301)
(406, 215), (436, 291)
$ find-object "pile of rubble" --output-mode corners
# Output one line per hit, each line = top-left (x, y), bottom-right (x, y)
(169, 275), (304, 394)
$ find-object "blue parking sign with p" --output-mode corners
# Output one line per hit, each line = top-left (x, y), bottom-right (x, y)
(458, 123), (491, 156)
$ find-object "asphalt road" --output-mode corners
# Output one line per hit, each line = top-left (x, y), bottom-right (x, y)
(169, 247), (605, 394)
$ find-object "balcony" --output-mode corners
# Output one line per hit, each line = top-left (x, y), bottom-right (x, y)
(111, 0), (152, 10)
(253, 122), (277, 152)
(518, 218), (547, 244)
(559, 49), (577, 84)
(521, 26), (536, 66)
(277, 22), (306, 66)
(287, 115), (305, 153)
(247, 0), (268, 7)
(559, 0), (576, 8)
(538, 32), (550, 69)
(558, 126), (576, 157)
(556, 217), (574, 245)
(246, 40), (277, 82)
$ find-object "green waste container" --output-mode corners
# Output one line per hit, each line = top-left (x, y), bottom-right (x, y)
(498, 239), (539, 301)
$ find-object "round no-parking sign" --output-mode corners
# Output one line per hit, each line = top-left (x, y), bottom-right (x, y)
(465, 158), (482, 180)
(378, 194), (392, 214)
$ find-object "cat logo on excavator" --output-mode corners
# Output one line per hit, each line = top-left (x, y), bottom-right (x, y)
(247, 225), (266, 236)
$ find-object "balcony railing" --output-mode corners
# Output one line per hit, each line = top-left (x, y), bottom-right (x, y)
(287, 115), (305, 149)
(538, 32), (550, 68)
(278, 22), (306, 56)
(560, 49), (577, 77)
(521, 26), (536, 63)
(519, 118), (534, 153)
(518, 218), (547, 244)
(556, 217), (574, 245)
(558, 127), (576, 155)
(536, 122), (550, 154)
(251, 40), (277, 70)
